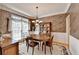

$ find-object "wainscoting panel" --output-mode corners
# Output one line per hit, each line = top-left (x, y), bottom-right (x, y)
(52, 32), (68, 43)
(69, 35), (79, 55)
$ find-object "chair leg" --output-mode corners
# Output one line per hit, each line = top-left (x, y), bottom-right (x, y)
(27, 45), (29, 52)
(32, 47), (34, 55)
(50, 47), (52, 54)
(40, 42), (41, 46)
(26, 40), (28, 46)
(44, 42), (46, 54)
(42, 45), (43, 51)
(52, 46), (53, 50)
(38, 45), (39, 50)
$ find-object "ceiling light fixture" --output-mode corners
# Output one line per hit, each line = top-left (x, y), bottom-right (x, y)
(32, 6), (43, 25)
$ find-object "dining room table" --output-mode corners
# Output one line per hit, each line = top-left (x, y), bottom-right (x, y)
(0, 33), (51, 55)
(27, 34), (50, 54)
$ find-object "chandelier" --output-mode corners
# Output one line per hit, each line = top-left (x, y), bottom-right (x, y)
(32, 6), (42, 25)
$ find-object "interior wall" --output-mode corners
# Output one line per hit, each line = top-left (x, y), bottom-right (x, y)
(52, 32), (68, 43)
(0, 9), (32, 34)
(0, 9), (11, 34)
(0, 9), (1, 32)
(39, 14), (68, 32)
(69, 35), (79, 54)
(68, 3), (79, 39)
(67, 3), (79, 54)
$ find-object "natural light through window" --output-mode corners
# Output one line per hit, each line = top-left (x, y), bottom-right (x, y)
(11, 15), (29, 41)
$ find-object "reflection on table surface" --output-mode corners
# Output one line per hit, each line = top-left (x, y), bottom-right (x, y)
(0, 32), (51, 48)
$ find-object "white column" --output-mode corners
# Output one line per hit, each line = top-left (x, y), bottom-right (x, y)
(66, 15), (70, 49)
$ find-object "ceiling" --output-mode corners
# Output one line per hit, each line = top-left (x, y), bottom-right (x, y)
(1, 3), (70, 18)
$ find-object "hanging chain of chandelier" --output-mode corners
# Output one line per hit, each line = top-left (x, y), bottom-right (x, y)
(32, 6), (43, 25)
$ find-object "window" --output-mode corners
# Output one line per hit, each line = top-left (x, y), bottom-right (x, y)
(21, 18), (29, 38)
(11, 15), (29, 40)
(11, 15), (21, 40)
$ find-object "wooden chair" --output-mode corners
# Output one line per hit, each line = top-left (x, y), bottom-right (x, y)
(42, 35), (54, 54)
(25, 37), (39, 55)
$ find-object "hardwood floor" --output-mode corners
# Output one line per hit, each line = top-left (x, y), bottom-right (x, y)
(53, 40), (68, 48)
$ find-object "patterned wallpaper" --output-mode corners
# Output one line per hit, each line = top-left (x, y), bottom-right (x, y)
(0, 9), (68, 33)
(0, 9), (11, 34)
(39, 14), (68, 32)
(67, 3), (79, 39)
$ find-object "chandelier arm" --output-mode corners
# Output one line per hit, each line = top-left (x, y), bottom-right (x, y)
(32, 6), (42, 24)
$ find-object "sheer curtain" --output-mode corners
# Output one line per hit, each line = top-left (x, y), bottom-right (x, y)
(11, 15), (29, 41)
(21, 18), (29, 38)
(11, 15), (21, 40)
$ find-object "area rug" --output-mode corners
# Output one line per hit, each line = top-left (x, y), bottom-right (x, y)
(19, 41), (70, 55)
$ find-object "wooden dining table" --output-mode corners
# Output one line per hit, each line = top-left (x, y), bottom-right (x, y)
(27, 34), (50, 54)
(0, 33), (50, 55)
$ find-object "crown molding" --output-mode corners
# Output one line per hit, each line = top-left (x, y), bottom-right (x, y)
(0, 3), (71, 18)
(0, 4), (31, 17)
(39, 12), (67, 18)
(39, 3), (71, 18)
(65, 3), (71, 13)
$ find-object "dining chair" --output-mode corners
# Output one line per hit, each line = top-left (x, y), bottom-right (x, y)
(25, 37), (39, 55)
(42, 35), (54, 54)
